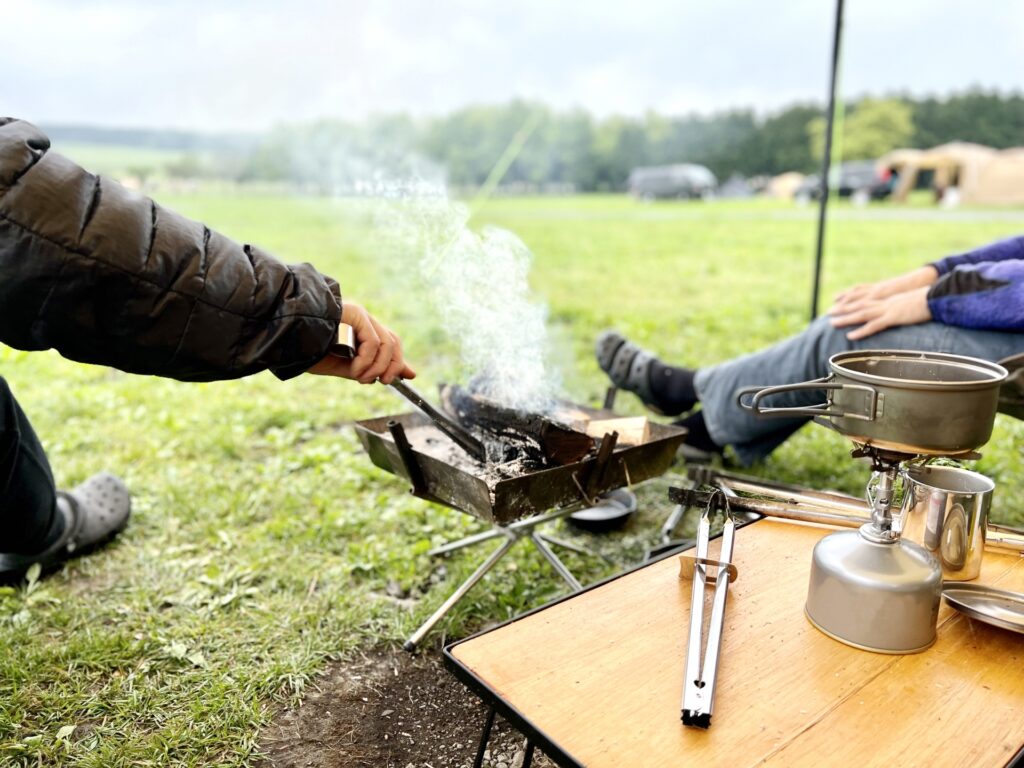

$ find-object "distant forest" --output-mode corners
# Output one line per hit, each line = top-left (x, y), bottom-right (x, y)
(46, 89), (1024, 192)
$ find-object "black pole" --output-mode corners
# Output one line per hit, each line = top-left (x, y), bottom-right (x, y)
(810, 0), (845, 321)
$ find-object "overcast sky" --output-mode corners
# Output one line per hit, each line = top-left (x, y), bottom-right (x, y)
(5, 0), (1023, 132)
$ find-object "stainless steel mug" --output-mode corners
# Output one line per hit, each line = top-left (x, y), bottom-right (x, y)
(899, 465), (993, 581)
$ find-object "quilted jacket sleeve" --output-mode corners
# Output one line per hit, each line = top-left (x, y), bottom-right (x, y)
(0, 117), (342, 382)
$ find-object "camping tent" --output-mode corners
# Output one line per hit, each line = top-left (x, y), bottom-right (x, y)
(882, 142), (1024, 205)
(972, 148), (1024, 205)
(766, 172), (806, 200)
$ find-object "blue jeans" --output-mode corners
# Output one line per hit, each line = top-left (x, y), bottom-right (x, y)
(693, 317), (1024, 465)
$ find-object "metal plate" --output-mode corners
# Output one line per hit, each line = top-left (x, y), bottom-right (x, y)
(568, 488), (638, 532)
(943, 583), (1024, 634)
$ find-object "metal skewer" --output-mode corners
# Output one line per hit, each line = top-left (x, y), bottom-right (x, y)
(681, 491), (737, 729)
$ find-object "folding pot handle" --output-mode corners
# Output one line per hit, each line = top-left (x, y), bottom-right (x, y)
(736, 377), (879, 421)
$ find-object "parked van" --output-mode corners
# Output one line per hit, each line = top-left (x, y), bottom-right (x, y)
(628, 164), (717, 200)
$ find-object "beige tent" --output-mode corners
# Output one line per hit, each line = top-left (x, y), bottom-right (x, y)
(972, 148), (1024, 205)
(766, 171), (806, 200)
(882, 142), (1024, 205)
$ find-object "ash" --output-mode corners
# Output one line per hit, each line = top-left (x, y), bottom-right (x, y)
(403, 425), (547, 486)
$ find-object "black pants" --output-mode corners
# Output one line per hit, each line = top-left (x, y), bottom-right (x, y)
(0, 376), (61, 555)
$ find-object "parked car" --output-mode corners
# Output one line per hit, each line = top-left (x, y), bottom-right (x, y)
(795, 161), (896, 202)
(628, 164), (717, 200)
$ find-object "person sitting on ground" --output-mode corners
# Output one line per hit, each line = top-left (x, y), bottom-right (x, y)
(0, 117), (414, 583)
(598, 235), (1024, 465)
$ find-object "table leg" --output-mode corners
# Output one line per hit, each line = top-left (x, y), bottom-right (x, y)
(522, 739), (536, 768)
(473, 705), (497, 768)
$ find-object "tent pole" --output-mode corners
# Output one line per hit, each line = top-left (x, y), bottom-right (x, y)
(811, 0), (845, 321)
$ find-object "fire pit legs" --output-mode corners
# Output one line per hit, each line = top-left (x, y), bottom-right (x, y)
(403, 503), (597, 651)
(529, 533), (582, 591)
(404, 537), (518, 652)
(427, 528), (505, 557)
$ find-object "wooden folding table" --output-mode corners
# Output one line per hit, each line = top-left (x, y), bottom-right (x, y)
(445, 518), (1024, 767)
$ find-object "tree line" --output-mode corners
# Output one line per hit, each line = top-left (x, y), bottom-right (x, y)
(51, 89), (1020, 192)
(239, 89), (1024, 193)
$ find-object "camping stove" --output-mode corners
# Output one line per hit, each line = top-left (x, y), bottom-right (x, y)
(734, 350), (1014, 653)
(803, 446), (943, 653)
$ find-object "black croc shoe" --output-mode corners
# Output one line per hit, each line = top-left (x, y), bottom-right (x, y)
(0, 472), (131, 583)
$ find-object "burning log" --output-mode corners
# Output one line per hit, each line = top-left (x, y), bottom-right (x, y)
(439, 384), (596, 466)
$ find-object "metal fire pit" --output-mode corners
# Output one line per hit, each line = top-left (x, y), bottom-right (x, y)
(355, 408), (687, 525)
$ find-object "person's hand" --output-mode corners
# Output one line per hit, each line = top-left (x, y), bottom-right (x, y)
(306, 301), (416, 384)
(830, 286), (932, 340)
(830, 266), (939, 317)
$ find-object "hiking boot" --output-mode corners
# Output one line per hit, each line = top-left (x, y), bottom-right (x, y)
(0, 472), (131, 583)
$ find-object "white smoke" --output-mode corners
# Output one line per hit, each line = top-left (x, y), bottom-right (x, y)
(273, 124), (561, 411)
(379, 189), (558, 412)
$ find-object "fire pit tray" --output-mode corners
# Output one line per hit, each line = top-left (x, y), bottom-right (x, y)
(354, 410), (687, 525)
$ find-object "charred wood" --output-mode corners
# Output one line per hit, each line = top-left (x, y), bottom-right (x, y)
(439, 384), (596, 466)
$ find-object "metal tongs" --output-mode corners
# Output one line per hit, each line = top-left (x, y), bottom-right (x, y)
(678, 488), (738, 729)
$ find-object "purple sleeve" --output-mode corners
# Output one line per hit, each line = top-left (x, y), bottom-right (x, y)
(927, 260), (1024, 331)
(930, 235), (1024, 275)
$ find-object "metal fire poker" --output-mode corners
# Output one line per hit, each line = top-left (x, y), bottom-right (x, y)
(332, 322), (486, 461)
(676, 488), (738, 729)
(389, 379), (487, 462)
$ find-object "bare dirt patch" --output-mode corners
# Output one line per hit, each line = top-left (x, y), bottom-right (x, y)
(256, 647), (556, 768)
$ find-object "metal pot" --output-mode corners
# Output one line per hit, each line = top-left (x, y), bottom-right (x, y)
(898, 465), (993, 581)
(737, 350), (1008, 455)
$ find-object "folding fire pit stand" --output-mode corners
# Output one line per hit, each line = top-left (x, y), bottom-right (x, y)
(354, 393), (688, 650)
(404, 499), (598, 651)
(388, 419), (616, 651)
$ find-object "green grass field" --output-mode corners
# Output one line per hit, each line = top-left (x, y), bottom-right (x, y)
(57, 143), (190, 181)
(2, 193), (1023, 765)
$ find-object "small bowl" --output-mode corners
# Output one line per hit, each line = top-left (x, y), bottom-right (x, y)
(569, 488), (638, 533)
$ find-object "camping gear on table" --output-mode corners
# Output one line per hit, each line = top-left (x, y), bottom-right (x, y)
(737, 350), (1009, 654)
(941, 583), (1024, 635)
(672, 488), (738, 729)
(737, 349), (1008, 456)
(899, 464), (994, 581)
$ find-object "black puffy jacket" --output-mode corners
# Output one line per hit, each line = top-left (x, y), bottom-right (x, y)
(0, 118), (341, 382)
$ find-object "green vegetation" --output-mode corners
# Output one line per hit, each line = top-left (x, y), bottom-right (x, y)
(58, 143), (189, 183)
(242, 89), (1024, 189)
(809, 98), (916, 162)
(2, 193), (1022, 765)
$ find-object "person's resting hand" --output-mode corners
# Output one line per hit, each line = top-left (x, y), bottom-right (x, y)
(829, 265), (939, 316)
(830, 286), (932, 340)
(305, 301), (416, 384)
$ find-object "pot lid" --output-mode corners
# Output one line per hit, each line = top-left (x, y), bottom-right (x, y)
(943, 583), (1024, 634)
